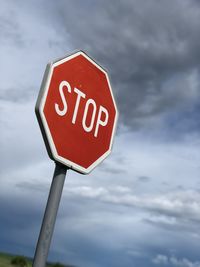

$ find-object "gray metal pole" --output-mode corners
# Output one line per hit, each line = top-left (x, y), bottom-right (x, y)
(33, 163), (67, 267)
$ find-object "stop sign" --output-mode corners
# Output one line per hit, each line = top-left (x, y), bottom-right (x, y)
(36, 51), (118, 174)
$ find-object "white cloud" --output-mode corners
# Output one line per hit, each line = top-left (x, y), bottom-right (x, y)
(64, 184), (200, 226)
(153, 255), (200, 267)
(152, 254), (168, 265)
(66, 186), (108, 198)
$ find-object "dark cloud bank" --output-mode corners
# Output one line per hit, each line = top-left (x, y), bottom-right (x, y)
(58, 0), (200, 136)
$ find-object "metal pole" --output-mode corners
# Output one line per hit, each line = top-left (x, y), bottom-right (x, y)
(33, 163), (67, 267)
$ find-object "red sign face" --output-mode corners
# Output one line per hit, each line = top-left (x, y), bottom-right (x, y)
(36, 51), (118, 174)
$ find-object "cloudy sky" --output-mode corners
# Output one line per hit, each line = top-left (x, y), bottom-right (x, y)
(1, 0), (200, 266)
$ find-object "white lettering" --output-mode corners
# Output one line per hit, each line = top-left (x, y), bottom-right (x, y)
(94, 106), (109, 137)
(55, 80), (109, 138)
(82, 99), (97, 132)
(72, 88), (86, 124)
(55, 81), (71, 116)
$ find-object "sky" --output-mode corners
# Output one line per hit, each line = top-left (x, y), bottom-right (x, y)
(0, 0), (200, 266)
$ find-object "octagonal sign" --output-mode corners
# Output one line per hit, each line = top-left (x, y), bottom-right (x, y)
(36, 51), (118, 174)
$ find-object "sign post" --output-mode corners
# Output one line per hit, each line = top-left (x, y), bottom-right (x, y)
(33, 164), (67, 267)
(34, 51), (118, 267)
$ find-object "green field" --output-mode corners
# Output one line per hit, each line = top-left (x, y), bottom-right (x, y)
(0, 252), (70, 267)
(0, 252), (32, 267)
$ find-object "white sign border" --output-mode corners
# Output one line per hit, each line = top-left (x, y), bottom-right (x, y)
(35, 51), (118, 174)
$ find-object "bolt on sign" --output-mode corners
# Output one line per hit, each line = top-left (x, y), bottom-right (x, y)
(36, 51), (118, 173)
